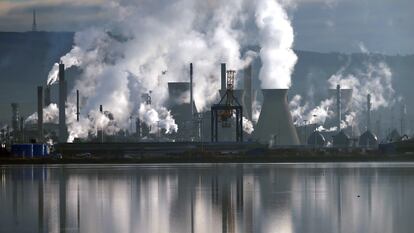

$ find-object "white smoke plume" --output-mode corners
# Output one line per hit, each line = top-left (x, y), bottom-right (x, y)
(44, 0), (295, 142)
(25, 104), (59, 125)
(289, 94), (335, 125)
(255, 0), (297, 88)
(242, 117), (254, 134)
(290, 60), (397, 134)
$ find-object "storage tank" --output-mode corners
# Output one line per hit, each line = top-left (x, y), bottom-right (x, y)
(359, 130), (378, 148)
(333, 130), (350, 147)
(307, 131), (326, 147)
(253, 89), (300, 145)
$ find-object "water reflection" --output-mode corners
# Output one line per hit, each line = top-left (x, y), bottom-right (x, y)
(1, 163), (414, 233)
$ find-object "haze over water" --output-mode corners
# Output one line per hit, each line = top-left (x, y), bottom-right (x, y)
(1, 163), (414, 233)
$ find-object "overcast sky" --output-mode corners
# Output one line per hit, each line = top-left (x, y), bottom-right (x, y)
(0, 0), (413, 54)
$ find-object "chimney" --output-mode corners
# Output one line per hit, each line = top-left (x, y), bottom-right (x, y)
(253, 89), (300, 145)
(336, 85), (341, 133)
(37, 86), (43, 140)
(190, 63), (194, 117)
(401, 104), (406, 135)
(58, 62), (67, 142)
(76, 90), (80, 122)
(135, 118), (141, 138)
(221, 63), (226, 91)
(44, 86), (51, 106)
(243, 64), (252, 120)
(367, 94), (371, 131)
(11, 103), (19, 133)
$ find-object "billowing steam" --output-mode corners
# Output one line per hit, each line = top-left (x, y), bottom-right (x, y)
(255, 0), (297, 88)
(44, 0), (295, 142)
(242, 117), (254, 134)
(25, 104), (59, 125)
(290, 60), (398, 134)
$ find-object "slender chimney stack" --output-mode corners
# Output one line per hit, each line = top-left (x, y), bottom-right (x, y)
(11, 103), (19, 133)
(401, 104), (407, 135)
(44, 85), (51, 106)
(76, 90), (80, 122)
(19, 116), (24, 141)
(190, 63), (194, 117)
(37, 86), (43, 140)
(243, 64), (252, 120)
(336, 85), (341, 132)
(221, 63), (226, 91)
(136, 118), (141, 138)
(367, 94), (371, 131)
(58, 62), (67, 142)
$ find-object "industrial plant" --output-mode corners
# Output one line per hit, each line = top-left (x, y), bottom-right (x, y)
(1, 58), (413, 160)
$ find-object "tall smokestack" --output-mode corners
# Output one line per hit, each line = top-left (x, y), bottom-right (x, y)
(367, 94), (371, 131)
(44, 86), (51, 106)
(37, 86), (43, 140)
(336, 85), (341, 132)
(401, 104), (406, 135)
(76, 90), (80, 122)
(243, 64), (252, 120)
(253, 89), (300, 145)
(221, 63), (226, 91)
(190, 63), (194, 117)
(135, 118), (141, 138)
(11, 103), (19, 133)
(58, 62), (67, 142)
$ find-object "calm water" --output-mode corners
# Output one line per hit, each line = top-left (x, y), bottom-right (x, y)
(1, 163), (414, 233)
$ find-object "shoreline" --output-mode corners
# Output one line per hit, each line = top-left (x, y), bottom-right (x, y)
(2, 154), (414, 164)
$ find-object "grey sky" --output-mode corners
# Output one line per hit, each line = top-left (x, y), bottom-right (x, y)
(0, 0), (412, 54)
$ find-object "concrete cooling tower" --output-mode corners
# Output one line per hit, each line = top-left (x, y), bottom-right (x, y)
(253, 89), (300, 145)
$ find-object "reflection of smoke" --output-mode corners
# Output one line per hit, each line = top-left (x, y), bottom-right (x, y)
(43, 0), (295, 142)
(25, 103), (59, 124)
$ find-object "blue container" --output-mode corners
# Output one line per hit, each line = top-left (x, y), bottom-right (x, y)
(33, 144), (45, 157)
(43, 144), (49, 156)
(11, 144), (33, 158)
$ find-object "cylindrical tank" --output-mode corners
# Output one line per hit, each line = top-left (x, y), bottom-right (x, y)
(253, 89), (300, 145)
(359, 130), (378, 148)
(333, 130), (350, 147)
(307, 131), (326, 147)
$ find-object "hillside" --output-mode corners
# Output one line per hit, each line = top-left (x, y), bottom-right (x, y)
(0, 31), (413, 125)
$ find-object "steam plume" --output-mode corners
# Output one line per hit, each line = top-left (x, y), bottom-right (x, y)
(44, 0), (295, 141)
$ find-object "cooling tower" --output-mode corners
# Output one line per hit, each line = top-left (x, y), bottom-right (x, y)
(253, 89), (300, 145)
(168, 82), (197, 140)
